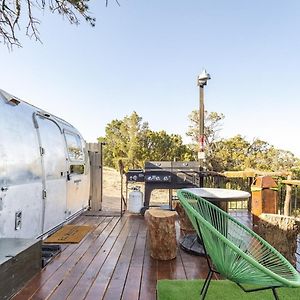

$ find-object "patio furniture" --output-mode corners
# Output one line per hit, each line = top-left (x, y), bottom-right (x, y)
(145, 209), (177, 260)
(177, 189), (300, 300)
(179, 188), (250, 255)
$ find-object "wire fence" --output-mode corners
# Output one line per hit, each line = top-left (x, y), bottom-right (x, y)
(203, 175), (252, 211)
(205, 175), (300, 215)
(278, 183), (300, 217)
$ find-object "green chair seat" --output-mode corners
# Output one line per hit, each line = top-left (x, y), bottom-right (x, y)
(177, 189), (300, 299)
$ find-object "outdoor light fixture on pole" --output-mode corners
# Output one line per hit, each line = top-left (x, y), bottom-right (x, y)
(197, 69), (211, 187)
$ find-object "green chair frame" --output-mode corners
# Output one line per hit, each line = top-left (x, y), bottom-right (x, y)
(177, 189), (300, 300)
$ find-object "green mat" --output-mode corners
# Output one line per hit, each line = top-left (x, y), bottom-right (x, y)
(157, 280), (300, 300)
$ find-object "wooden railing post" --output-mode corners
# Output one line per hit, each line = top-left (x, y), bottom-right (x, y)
(284, 175), (292, 216)
(87, 143), (102, 211)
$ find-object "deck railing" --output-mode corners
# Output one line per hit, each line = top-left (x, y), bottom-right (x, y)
(278, 180), (300, 216)
(203, 174), (252, 211)
(204, 174), (300, 216)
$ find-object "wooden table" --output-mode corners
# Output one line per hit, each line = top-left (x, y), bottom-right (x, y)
(183, 187), (250, 203)
(180, 188), (250, 255)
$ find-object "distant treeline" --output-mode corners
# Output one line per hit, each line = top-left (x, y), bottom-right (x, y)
(98, 111), (300, 175)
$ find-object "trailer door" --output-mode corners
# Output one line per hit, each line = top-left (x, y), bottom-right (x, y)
(35, 115), (67, 233)
(64, 131), (88, 216)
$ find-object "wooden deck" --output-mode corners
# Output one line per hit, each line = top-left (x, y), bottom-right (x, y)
(12, 210), (299, 300)
(13, 212), (213, 300)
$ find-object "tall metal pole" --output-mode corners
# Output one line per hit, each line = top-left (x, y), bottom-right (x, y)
(197, 69), (210, 188)
(199, 85), (205, 187)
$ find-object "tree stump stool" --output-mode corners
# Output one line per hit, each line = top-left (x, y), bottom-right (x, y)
(173, 200), (196, 233)
(145, 209), (177, 260)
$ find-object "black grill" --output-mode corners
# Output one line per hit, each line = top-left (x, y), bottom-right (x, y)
(126, 161), (216, 212)
(126, 161), (224, 213)
(126, 169), (145, 182)
(143, 161), (202, 209)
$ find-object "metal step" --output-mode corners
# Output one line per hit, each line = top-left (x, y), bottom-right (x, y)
(41, 244), (61, 268)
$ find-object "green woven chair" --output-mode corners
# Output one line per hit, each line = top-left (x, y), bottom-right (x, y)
(177, 189), (300, 300)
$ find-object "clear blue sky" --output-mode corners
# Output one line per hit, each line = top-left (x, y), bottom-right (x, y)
(1, 0), (300, 156)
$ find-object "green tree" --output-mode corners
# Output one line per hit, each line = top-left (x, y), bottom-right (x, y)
(209, 135), (250, 171)
(267, 148), (298, 171)
(187, 110), (225, 146)
(187, 110), (299, 172)
(208, 136), (299, 172)
(99, 112), (194, 171)
(186, 110), (225, 169)
(99, 112), (148, 170)
(141, 130), (194, 162)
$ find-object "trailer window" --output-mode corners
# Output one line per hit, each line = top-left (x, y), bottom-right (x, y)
(70, 165), (84, 175)
(64, 132), (84, 161)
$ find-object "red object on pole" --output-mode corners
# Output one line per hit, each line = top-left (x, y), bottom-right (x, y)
(199, 135), (205, 151)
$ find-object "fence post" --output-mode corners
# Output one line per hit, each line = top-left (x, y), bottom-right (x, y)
(87, 143), (102, 211)
(251, 176), (278, 224)
(284, 175), (292, 216)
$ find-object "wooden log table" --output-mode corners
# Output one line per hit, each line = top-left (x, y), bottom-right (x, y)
(173, 200), (196, 233)
(145, 209), (177, 260)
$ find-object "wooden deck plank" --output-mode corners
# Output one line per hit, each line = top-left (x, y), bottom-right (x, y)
(170, 251), (187, 280)
(13, 216), (106, 300)
(47, 217), (122, 300)
(65, 216), (129, 300)
(84, 216), (139, 300)
(121, 220), (147, 300)
(103, 219), (141, 300)
(179, 247), (208, 280)
(157, 260), (172, 280)
(139, 233), (157, 300)
(170, 224), (188, 280)
(28, 217), (117, 300)
(156, 251), (187, 282)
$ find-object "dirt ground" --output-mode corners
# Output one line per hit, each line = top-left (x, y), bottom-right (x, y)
(102, 167), (171, 212)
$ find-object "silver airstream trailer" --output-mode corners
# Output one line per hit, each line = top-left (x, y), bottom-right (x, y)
(0, 89), (90, 239)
